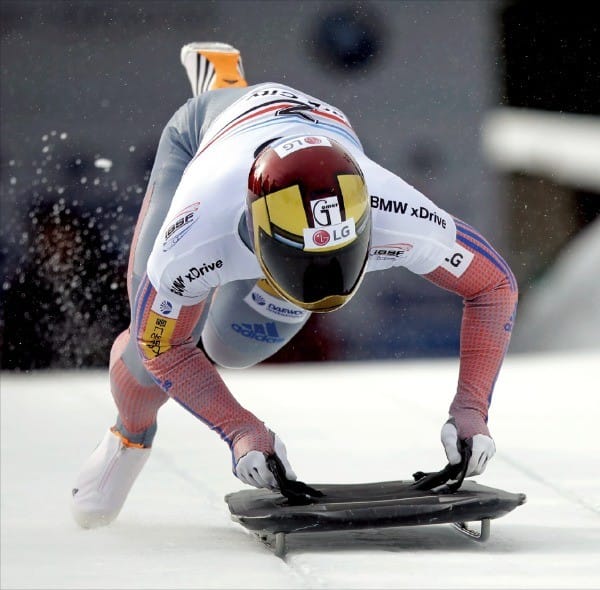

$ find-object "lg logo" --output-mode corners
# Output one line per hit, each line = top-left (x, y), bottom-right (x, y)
(313, 229), (331, 246)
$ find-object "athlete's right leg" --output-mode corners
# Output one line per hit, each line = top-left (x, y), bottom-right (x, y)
(71, 43), (251, 528)
(71, 98), (203, 528)
(109, 42), (249, 442)
(102, 43), (249, 442)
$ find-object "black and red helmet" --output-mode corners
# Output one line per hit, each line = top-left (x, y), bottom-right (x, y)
(247, 135), (371, 312)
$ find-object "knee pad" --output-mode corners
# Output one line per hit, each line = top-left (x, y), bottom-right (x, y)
(201, 279), (310, 369)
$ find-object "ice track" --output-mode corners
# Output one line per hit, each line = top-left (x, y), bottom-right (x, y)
(2, 352), (599, 589)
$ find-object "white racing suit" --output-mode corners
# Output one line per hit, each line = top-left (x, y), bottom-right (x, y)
(109, 83), (518, 472)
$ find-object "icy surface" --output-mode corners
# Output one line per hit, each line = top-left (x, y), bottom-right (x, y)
(2, 352), (599, 589)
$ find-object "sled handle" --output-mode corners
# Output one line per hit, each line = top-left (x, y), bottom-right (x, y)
(266, 454), (325, 505)
(412, 438), (472, 492)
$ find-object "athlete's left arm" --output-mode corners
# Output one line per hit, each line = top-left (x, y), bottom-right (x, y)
(423, 217), (518, 441)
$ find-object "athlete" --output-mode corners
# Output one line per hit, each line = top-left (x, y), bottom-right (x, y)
(71, 43), (518, 528)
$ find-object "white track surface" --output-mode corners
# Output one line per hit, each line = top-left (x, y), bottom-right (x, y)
(2, 352), (599, 589)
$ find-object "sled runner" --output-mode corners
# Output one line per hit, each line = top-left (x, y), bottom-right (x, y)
(225, 455), (526, 557)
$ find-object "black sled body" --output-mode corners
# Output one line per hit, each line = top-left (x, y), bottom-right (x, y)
(225, 479), (526, 556)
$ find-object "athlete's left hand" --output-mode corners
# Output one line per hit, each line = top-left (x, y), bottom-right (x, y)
(441, 418), (496, 477)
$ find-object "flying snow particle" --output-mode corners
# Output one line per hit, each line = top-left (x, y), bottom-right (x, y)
(94, 158), (113, 172)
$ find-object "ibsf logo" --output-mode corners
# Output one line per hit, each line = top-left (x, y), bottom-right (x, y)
(369, 243), (413, 261)
(162, 202), (200, 251)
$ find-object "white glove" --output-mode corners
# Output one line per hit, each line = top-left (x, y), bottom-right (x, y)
(235, 434), (297, 489)
(441, 419), (496, 477)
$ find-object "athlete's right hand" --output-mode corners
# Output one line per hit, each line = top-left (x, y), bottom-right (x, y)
(441, 418), (496, 477)
(234, 432), (297, 490)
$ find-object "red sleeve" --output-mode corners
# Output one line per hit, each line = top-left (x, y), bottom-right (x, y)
(423, 218), (518, 438)
(132, 274), (273, 462)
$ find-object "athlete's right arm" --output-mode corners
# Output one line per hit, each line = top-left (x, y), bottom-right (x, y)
(130, 274), (295, 488)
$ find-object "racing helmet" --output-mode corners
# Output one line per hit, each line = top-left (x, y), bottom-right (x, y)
(247, 135), (371, 312)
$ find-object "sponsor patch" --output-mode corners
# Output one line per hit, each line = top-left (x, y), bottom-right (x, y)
(274, 135), (332, 158)
(141, 311), (177, 359)
(169, 259), (223, 296)
(231, 321), (284, 344)
(162, 202), (200, 252)
(311, 196), (342, 226)
(245, 88), (348, 122)
(244, 284), (309, 324)
(303, 218), (356, 251)
(370, 196), (448, 229)
(441, 243), (475, 278)
(151, 296), (182, 319)
(369, 243), (413, 261)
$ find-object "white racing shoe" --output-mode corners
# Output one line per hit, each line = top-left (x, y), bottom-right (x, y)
(70, 428), (151, 528)
(180, 41), (247, 97)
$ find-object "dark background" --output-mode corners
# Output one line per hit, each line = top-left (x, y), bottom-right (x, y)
(1, 0), (598, 370)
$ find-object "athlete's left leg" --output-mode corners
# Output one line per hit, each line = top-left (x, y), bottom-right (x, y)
(180, 42), (247, 97)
